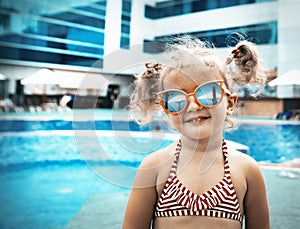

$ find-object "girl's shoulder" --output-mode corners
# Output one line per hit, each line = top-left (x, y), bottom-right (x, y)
(132, 141), (178, 188)
(139, 141), (178, 170)
(227, 145), (262, 177)
(133, 141), (178, 188)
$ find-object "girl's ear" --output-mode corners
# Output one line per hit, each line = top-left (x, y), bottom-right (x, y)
(226, 93), (238, 115)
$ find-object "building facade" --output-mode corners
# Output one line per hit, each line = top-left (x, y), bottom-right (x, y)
(0, 0), (299, 112)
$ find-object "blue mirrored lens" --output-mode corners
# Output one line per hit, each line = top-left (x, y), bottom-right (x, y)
(162, 91), (186, 113)
(195, 82), (222, 106)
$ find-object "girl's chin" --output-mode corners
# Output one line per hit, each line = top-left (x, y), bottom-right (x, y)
(180, 129), (212, 140)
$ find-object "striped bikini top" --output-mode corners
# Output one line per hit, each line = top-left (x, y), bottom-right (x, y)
(154, 141), (242, 223)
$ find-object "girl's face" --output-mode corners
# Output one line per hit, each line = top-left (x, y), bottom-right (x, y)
(162, 69), (237, 141)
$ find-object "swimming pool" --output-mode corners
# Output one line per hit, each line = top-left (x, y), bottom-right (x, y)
(1, 116), (298, 165)
(0, 110), (299, 229)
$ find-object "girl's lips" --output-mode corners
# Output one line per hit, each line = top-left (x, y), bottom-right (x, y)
(185, 116), (210, 123)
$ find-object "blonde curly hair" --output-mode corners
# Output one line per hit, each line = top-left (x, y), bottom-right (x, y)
(130, 35), (268, 128)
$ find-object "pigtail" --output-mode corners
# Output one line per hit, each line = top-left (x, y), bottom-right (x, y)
(129, 63), (162, 124)
(226, 40), (268, 96)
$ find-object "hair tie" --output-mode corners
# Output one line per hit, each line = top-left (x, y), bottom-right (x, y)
(142, 63), (162, 78)
(226, 49), (240, 65)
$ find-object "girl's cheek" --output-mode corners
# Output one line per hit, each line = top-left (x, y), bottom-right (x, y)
(210, 103), (227, 129)
(169, 114), (183, 131)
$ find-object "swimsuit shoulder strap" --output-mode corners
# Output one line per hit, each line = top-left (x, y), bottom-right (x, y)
(166, 140), (181, 182)
(222, 140), (231, 179)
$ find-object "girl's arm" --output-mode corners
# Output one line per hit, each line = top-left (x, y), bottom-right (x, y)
(122, 155), (159, 229)
(244, 160), (270, 229)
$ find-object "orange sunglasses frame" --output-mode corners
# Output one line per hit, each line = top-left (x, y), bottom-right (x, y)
(158, 80), (231, 115)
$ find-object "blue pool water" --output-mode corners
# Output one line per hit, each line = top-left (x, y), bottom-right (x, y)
(0, 114), (299, 229)
(0, 161), (126, 229)
(225, 124), (300, 163)
(0, 119), (299, 164)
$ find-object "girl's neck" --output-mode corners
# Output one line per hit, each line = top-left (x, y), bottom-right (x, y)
(178, 134), (224, 173)
(179, 134), (224, 155)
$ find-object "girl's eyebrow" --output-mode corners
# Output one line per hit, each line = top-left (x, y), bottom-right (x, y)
(178, 85), (199, 92)
(179, 88), (189, 93)
(165, 87), (187, 92)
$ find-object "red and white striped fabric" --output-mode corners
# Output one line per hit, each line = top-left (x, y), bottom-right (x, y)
(154, 141), (242, 223)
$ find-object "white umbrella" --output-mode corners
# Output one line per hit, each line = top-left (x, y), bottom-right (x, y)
(22, 69), (108, 90)
(58, 72), (108, 89)
(268, 69), (300, 86)
(21, 69), (62, 101)
(21, 68), (61, 85)
(0, 73), (7, 80)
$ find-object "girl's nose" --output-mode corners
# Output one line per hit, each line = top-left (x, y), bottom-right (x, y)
(186, 95), (203, 112)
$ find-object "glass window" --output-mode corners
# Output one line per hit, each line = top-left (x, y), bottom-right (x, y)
(76, 6), (106, 16)
(120, 37), (130, 49)
(0, 45), (102, 67)
(143, 40), (165, 53)
(145, 0), (276, 19)
(0, 0), (107, 68)
(144, 21), (277, 53)
(145, 5), (157, 19)
(121, 15), (131, 22)
(120, 0), (132, 49)
(191, 1), (205, 12)
(49, 12), (105, 28)
(95, 0), (107, 7)
(122, 1), (132, 12)
(121, 24), (130, 34)
(182, 2), (192, 14)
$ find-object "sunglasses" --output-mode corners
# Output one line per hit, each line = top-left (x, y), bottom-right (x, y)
(158, 80), (231, 115)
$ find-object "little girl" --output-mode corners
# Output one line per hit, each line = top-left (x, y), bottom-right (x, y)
(123, 35), (270, 229)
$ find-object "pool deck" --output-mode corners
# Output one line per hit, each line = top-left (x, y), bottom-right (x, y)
(59, 166), (300, 229)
